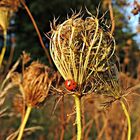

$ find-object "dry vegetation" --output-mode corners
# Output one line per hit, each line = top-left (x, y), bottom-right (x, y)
(0, 0), (140, 140)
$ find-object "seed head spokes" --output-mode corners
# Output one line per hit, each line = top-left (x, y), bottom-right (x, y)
(50, 12), (115, 92)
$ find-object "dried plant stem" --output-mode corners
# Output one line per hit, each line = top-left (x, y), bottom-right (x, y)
(108, 1), (115, 35)
(17, 106), (32, 140)
(84, 120), (93, 140)
(73, 95), (82, 140)
(5, 45), (15, 75)
(120, 101), (131, 140)
(96, 114), (108, 140)
(20, 0), (53, 67)
(60, 98), (65, 140)
(0, 30), (7, 67)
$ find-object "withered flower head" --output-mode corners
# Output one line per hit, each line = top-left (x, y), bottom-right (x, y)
(94, 64), (120, 96)
(0, 0), (20, 30)
(0, 0), (20, 12)
(22, 61), (56, 107)
(0, 7), (10, 31)
(98, 68), (139, 110)
(50, 11), (115, 94)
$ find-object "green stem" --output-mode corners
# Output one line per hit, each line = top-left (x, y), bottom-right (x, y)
(17, 106), (32, 140)
(120, 101), (131, 140)
(0, 30), (7, 67)
(73, 95), (82, 140)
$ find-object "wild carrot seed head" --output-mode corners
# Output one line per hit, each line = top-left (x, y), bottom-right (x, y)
(49, 11), (116, 94)
(22, 61), (56, 107)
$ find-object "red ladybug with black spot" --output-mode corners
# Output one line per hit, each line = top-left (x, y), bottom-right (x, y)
(64, 79), (77, 91)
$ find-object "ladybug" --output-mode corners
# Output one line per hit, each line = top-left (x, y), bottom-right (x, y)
(64, 79), (77, 91)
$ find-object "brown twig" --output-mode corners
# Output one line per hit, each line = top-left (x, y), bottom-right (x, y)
(96, 113), (108, 140)
(20, 0), (53, 67)
(94, 115), (100, 133)
(121, 121), (127, 140)
(60, 97), (65, 140)
(82, 119), (93, 140)
(84, 120), (93, 140)
(109, 1), (115, 35)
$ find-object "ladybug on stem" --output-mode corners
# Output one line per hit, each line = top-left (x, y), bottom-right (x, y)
(65, 79), (77, 91)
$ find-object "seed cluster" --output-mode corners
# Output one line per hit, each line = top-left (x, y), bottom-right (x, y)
(22, 61), (56, 107)
(50, 12), (116, 94)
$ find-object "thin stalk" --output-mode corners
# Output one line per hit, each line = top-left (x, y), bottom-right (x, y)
(0, 30), (7, 67)
(108, 1), (115, 35)
(20, 0), (53, 67)
(4, 45), (15, 75)
(17, 106), (32, 140)
(73, 95), (82, 140)
(120, 101), (131, 140)
(60, 97), (65, 140)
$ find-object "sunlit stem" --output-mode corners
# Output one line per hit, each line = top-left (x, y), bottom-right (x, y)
(0, 30), (7, 67)
(120, 101), (131, 140)
(17, 105), (32, 140)
(73, 95), (82, 140)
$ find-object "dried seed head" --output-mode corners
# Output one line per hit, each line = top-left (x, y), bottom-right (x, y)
(0, 0), (20, 12)
(50, 11), (115, 93)
(0, 0), (20, 30)
(94, 64), (120, 95)
(0, 8), (10, 31)
(22, 61), (56, 107)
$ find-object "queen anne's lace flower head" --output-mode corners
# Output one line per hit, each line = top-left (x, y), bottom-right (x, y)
(50, 11), (116, 95)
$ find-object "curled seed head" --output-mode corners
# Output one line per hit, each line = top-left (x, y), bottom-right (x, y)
(49, 11), (116, 94)
(22, 61), (56, 107)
